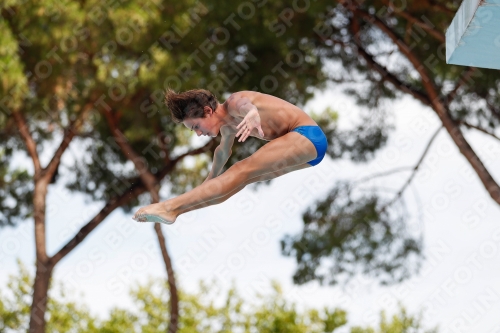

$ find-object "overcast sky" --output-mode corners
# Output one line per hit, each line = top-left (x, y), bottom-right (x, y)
(1, 87), (500, 332)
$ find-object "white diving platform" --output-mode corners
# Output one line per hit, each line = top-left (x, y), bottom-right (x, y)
(446, 0), (500, 70)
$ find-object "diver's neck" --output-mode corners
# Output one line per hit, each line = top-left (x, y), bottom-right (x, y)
(215, 102), (235, 126)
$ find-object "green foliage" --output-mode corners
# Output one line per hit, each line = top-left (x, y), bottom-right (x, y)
(46, 285), (99, 333)
(249, 281), (347, 333)
(350, 305), (438, 333)
(312, 106), (391, 163)
(0, 148), (33, 226)
(282, 182), (421, 286)
(0, 260), (31, 331)
(0, 262), (439, 333)
(0, 263), (346, 333)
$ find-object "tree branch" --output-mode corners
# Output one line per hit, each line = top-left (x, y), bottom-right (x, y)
(354, 42), (431, 106)
(353, 166), (413, 185)
(346, 15), (432, 106)
(380, 125), (443, 212)
(460, 121), (500, 142)
(169, 138), (217, 165)
(346, 4), (438, 100)
(446, 67), (478, 103)
(429, 0), (457, 16)
(103, 110), (158, 191)
(12, 111), (42, 175)
(152, 122), (172, 165)
(48, 178), (147, 266)
(44, 104), (92, 182)
(381, 0), (445, 43)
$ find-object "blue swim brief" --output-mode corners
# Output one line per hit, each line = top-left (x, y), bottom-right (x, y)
(291, 125), (328, 166)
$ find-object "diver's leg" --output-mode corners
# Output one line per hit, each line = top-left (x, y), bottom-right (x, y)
(133, 132), (316, 223)
(180, 163), (311, 212)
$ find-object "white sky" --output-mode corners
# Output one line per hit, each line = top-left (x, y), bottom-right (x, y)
(1, 87), (500, 333)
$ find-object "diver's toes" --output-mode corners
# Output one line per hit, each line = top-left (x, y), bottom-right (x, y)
(133, 214), (146, 222)
(132, 210), (144, 221)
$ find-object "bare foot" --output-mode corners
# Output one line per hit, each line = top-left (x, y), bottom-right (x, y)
(132, 202), (177, 225)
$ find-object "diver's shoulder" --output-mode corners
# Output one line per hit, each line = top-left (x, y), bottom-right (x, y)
(227, 90), (262, 100)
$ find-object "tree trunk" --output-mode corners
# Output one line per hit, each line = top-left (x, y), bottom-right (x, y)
(154, 223), (179, 333)
(150, 188), (179, 333)
(29, 261), (53, 333)
(29, 181), (52, 333)
(433, 102), (500, 204)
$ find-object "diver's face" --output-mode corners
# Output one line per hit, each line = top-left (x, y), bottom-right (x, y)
(183, 109), (219, 137)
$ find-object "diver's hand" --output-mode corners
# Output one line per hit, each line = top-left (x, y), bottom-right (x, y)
(236, 109), (264, 142)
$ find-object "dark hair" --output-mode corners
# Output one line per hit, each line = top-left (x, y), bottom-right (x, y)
(164, 88), (219, 123)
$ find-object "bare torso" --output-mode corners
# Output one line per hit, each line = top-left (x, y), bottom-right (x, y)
(222, 91), (317, 141)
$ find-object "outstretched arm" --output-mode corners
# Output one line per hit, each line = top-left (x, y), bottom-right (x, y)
(204, 126), (235, 183)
